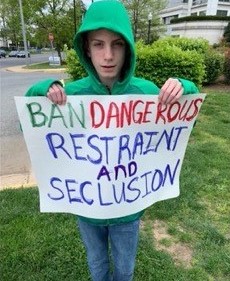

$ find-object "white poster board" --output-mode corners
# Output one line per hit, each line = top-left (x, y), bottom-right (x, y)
(15, 94), (205, 219)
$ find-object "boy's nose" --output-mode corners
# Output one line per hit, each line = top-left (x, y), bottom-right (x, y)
(104, 46), (113, 60)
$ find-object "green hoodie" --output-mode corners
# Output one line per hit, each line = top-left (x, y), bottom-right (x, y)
(25, 0), (199, 225)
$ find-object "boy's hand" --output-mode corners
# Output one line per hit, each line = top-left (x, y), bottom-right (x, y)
(47, 83), (67, 105)
(158, 78), (183, 105)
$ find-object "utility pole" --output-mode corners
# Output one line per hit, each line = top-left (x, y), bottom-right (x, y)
(73, 0), (77, 33)
(18, 0), (29, 65)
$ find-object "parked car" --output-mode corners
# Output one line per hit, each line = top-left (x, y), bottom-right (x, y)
(0, 49), (6, 57)
(17, 51), (30, 58)
(9, 51), (19, 57)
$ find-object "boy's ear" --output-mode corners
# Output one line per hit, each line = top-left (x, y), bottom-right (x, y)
(84, 40), (91, 57)
(87, 48), (91, 58)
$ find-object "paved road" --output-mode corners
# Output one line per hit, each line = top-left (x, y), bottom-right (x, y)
(0, 54), (68, 188)
(0, 53), (51, 68)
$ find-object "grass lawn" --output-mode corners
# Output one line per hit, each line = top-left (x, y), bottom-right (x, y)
(24, 62), (65, 70)
(1, 90), (230, 281)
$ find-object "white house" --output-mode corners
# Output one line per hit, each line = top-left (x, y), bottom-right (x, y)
(159, 0), (230, 44)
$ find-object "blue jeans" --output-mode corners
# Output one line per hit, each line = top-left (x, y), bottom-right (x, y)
(77, 219), (140, 281)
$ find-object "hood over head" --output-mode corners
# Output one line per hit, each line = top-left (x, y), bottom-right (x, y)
(73, 0), (135, 93)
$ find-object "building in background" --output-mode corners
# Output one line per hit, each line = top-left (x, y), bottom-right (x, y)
(159, 0), (230, 44)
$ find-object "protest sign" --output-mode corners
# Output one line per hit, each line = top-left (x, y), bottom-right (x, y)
(15, 94), (205, 219)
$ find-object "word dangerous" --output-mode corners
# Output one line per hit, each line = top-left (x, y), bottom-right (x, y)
(26, 98), (203, 129)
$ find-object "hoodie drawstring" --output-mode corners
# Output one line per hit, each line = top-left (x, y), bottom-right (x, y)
(106, 85), (111, 95)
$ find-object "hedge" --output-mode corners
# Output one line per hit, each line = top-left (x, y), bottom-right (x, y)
(171, 15), (230, 24)
(135, 42), (204, 88)
(223, 49), (230, 84)
(64, 47), (86, 80)
(152, 37), (224, 84)
(153, 37), (209, 54)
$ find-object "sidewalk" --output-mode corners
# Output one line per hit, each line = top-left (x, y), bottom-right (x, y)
(0, 172), (37, 190)
(6, 65), (66, 73)
(1, 65), (65, 191)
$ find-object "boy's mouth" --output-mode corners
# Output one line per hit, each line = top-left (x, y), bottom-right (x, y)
(101, 65), (116, 72)
(101, 65), (116, 68)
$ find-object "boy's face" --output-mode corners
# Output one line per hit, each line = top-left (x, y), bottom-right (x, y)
(87, 29), (126, 87)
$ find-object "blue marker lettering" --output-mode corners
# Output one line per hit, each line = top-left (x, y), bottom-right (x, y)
(46, 133), (72, 159)
(48, 177), (64, 200)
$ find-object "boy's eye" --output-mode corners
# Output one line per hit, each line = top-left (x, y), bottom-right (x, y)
(114, 41), (125, 46)
(93, 42), (103, 47)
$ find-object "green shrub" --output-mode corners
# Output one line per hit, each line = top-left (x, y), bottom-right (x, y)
(203, 51), (224, 84)
(64, 47), (86, 80)
(223, 21), (230, 43)
(136, 44), (205, 88)
(171, 15), (230, 23)
(223, 49), (230, 84)
(153, 37), (210, 54)
(153, 37), (224, 84)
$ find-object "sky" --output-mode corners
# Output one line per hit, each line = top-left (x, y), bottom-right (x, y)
(83, 0), (106, 9)
(83, 0), (94, 8)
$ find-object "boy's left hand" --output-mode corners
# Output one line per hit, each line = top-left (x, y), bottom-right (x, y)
(158, 78), (184, 105)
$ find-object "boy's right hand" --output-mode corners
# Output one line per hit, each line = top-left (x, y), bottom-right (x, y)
(47, 83), (67, 105)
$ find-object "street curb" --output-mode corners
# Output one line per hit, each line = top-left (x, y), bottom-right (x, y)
(1, 65), (66, 191)
(0, 173), (37, 190)
(5, 65), (66, 73)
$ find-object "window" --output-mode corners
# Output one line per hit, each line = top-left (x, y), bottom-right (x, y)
(192, 0), (208, 5)
(219, 0), (230, 3)
(216, 10), (228, 16)
(199, 11), (206, 15)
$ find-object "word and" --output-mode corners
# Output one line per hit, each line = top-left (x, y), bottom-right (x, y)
(47, 159), (180, 207)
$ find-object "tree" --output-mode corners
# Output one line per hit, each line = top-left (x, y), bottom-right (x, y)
(0, 0), (22, 49)
(122, 0), (167, 43)
(1, 0), (166, 56)
(0, 0), (85, 59)
(30, 0), (86, 60)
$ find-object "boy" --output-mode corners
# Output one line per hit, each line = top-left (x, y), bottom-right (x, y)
(26, 1), (199, 280)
